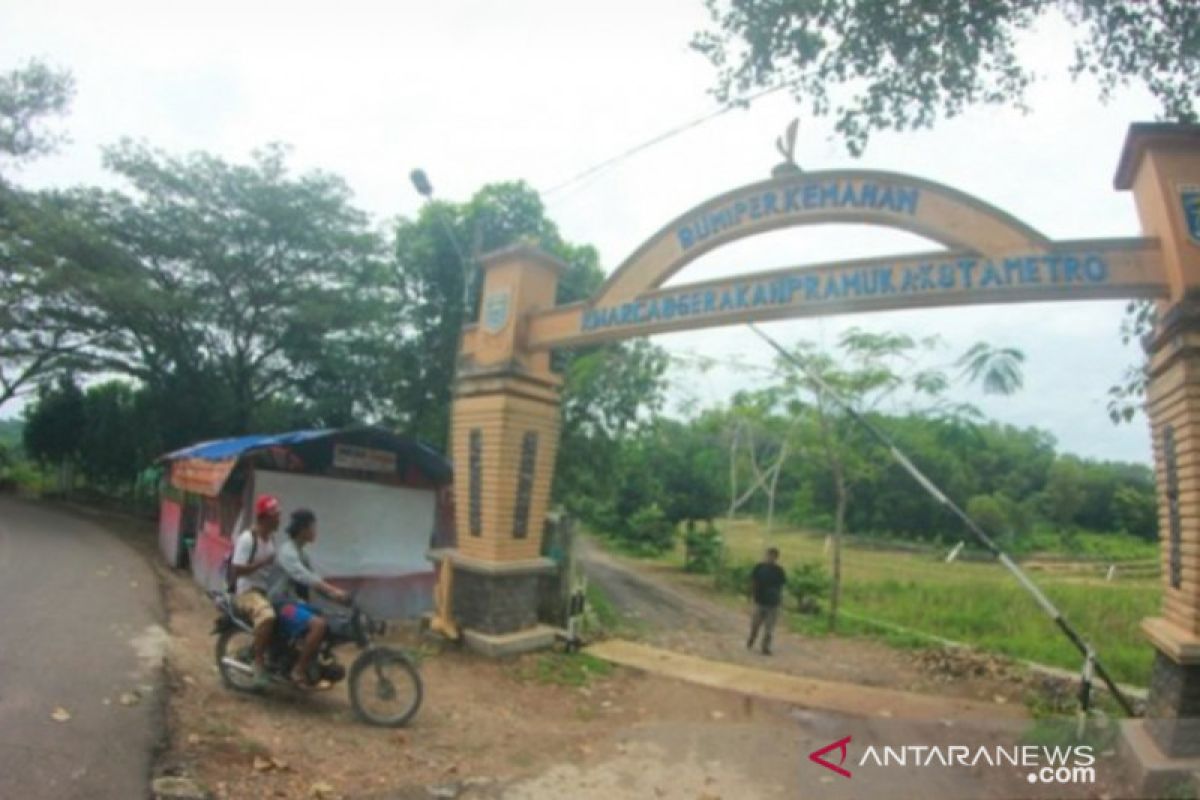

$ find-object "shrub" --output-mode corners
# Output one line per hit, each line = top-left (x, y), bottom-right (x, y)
(683, 520), (723, 574)
(624, 503), (675, 555)
(714, 560), (755, 596)
(787, 561), (831, 614)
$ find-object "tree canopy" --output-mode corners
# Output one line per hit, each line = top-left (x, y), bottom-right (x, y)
(0, 58), (74, 169)
(1, 60), (84, 408)
(693, 1), (1200, 154)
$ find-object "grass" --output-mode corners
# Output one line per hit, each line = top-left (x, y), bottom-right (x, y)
(638, 517), (1161, 687)
(584, 581), (622, 632)
(510, 652), (615, 688)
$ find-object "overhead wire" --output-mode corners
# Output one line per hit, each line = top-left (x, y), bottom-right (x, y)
(746, 322), (1136, 717)
(540, 82), (795, 199)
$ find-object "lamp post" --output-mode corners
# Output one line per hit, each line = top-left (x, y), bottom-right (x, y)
(409, 168), (475, 643)
(409, 169), (473, 310)
(409, 167), (477, 448)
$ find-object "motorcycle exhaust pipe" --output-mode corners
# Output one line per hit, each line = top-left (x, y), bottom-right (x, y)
(221, 658), (255, 676)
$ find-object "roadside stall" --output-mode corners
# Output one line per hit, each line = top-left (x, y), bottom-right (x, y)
(157, 427), (453, 619)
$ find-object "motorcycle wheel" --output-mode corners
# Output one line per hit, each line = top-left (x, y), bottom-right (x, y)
(215, 628), (262, 693)
(348, 647), (423, 727)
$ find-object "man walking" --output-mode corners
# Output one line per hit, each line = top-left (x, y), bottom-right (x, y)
(747, 547), (786, 655)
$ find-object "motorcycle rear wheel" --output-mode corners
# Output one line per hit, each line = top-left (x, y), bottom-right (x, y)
(215, 628), (262, 693)
(348, 647), (423, 727)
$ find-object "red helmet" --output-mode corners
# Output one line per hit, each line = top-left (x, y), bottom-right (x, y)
(255, 495), (281, 518)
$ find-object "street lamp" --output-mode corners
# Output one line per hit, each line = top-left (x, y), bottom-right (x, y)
(409, 168), (472, 309)
(409, 169), (433, 199)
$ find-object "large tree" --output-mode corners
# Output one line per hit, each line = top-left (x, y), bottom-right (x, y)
(0, 60), (84, 410)
(693, 0), (1199, 155)
(393, 181), (665, 449)
(33, 141), (391, 435)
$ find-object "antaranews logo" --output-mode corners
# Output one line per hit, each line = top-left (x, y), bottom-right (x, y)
(809, 736), (853, 778)
(807, 736), (1096, 786)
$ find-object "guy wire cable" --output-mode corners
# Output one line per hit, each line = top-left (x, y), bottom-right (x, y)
(746, 322), (1136, 717)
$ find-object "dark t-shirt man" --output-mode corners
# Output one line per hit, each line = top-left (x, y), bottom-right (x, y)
(751, 561), (787, 607)
(747, 549), (786, 655)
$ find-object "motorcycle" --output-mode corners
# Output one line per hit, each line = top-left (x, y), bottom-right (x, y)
(210, 591), (423, 727)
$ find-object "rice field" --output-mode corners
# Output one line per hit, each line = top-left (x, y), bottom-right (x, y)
(683, 518), (1162, 687)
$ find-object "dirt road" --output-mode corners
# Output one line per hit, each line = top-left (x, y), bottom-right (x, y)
(580, 537), (1017, 700)
(0, 497), (166, 799)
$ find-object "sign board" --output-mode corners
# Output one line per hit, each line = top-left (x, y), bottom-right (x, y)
(333, 443), (396, 474)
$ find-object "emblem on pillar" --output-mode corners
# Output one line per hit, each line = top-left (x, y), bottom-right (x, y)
(1181, 184), (1200, 245)
(482, 288), (511, 334)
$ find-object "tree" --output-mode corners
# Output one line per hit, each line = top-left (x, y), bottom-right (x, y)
(394, 181), (610, 446)
(692, 1), (1199, 155)
(78, 380), (159, 494)
(1042, 457), (1086, 528)
(22, 373), (85, 490)
(392, 179), (673, 485)
(1112, 482), (1156, 540)
(34, 141), (390, 434)
(554, 338), (672, 525)
(642, 417), (726, 526)
(0, 60), (84, 411)
(956, 343), (1025, 395)
(0, 59), (74, 170)
(724, 387), (795, 528)
(775, 328), (1024, 628)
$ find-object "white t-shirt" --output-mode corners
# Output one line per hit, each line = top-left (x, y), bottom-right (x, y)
(231, 529), (277, 595)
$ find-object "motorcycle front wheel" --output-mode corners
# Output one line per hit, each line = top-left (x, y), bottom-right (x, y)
(215, 628), (262, 693)
(348, 647), (423, 727)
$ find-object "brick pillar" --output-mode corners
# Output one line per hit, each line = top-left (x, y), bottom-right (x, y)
(1117, 124), (1200, 765)
(1143, 303), (1200, 755)
(439, 244), (565, 655)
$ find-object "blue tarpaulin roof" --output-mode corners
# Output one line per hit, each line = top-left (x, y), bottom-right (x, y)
(161, 429), (331, 462)
(160, 426), (451, 485)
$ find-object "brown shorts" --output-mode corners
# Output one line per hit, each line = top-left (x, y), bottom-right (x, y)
(234, 590), (276, 629)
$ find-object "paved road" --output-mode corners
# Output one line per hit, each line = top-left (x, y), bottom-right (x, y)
(0, 496), (165, 799)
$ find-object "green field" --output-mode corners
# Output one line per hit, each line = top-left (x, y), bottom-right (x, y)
(667, 518), (1161, 687)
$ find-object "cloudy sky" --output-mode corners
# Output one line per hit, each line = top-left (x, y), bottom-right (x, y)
(1, 0), (1162, 463)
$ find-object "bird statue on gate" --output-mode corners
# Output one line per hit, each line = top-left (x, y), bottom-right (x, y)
(772, 118), (803, 178)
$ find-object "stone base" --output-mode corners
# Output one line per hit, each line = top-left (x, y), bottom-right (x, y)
(1144, 650), (1200, 757)
(428, 548), (558, 647)
(462, 625), (557, 657)
(1118, 720), (1200, 798)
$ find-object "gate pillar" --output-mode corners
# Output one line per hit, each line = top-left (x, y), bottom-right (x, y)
(1117, 124), (1200, 778)
(440, 243), (565, 655)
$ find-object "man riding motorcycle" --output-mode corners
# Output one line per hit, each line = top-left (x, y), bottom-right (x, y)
(270, 508), (349, 689)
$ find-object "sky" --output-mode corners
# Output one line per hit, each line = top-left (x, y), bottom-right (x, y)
(0, 0), (1163, 464)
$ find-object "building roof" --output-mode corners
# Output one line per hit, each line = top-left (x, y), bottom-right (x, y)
(160, 426), (452, 496)
(161, 429), (331, 462)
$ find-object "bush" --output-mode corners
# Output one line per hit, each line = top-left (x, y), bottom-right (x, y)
(683, 520), (723, 573)
(624, 503), (676, 555)
(714, 560), (755, 596)
(0, 459), (50, 494)
(787, 561), (831, 614)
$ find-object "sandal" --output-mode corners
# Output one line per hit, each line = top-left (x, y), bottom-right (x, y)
(289, 672), (318, 691)
(290, 672), (333, 692)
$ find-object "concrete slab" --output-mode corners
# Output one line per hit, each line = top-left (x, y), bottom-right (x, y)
(462, 625), (557, 657)
(588, 638), (1027, 722)
(1118, 720), (1200, 799)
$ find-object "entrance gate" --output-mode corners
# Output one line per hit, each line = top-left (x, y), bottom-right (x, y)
(437, 123), (1200, 767)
